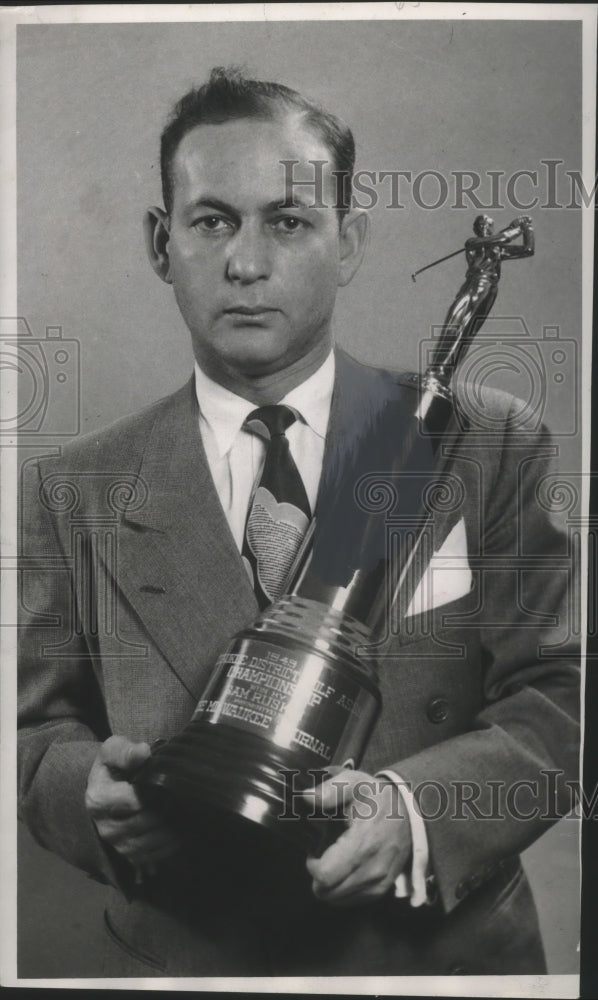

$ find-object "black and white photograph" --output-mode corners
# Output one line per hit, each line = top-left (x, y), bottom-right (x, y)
(1, 3), (594, 995)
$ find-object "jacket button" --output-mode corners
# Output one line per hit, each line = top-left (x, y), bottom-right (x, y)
(427, 697), (449, 723)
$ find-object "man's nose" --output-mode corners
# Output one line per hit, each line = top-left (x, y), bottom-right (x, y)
(225, 225), (272, 283)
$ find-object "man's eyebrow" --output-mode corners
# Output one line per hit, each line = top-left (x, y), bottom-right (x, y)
(185, 193), (318, 216)
(185, 197), (239, 217)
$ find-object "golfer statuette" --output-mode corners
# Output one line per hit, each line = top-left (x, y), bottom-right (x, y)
(135, 216), (536, 853)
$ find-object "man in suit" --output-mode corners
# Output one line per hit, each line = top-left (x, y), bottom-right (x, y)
(18, 67), (579, 977)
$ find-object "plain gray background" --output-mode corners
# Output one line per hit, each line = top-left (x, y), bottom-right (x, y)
(16, 17), (582, 977)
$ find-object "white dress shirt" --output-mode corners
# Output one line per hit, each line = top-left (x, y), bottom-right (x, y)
(194, 353), (430, 905)
(194, 354), (331, 548)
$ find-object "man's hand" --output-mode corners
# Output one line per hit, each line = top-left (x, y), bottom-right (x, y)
(304, 768), (412, 907)
(512, 215), (533, 229)
(85, 735), (181, 870)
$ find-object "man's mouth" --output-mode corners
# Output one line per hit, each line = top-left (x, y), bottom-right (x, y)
(223, 306), (280, 325)
(224, 306), (279, 316)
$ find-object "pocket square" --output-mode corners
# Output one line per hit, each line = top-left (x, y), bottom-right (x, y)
(405, 517), (472, 617)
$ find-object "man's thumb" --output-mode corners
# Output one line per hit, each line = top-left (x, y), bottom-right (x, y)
(100, 735), (151, 774)
(305, 768), (360, 816)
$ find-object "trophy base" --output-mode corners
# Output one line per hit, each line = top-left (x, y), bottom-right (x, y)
(135, 721), (339, 856)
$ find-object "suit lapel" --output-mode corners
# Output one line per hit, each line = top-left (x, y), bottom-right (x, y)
(113, 379), (258, 700)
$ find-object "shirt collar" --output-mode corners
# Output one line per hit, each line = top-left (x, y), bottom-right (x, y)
(194, 350), (335, 459)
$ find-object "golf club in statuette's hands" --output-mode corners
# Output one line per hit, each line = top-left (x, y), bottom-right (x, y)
(135, 216), (535, 854)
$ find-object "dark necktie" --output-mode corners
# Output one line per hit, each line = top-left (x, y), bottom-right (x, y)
(241, 404), (311, 609)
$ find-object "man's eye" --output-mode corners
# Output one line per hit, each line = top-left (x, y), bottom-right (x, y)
(273, 216), (308, 234)
(193, 216), (231, 233)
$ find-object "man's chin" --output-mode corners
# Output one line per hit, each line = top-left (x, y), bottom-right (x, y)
(225, 351), (295, 380)
(213, 330), (297, 377)
(192, 323), (330, 386)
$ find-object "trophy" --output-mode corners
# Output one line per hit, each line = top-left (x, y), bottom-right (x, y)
(135, 216), (535, 853)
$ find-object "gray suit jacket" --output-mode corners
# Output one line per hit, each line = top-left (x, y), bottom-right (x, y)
(18, 350), (579, 976)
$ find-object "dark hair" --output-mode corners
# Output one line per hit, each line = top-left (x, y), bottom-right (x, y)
(160, 66), (355, 215)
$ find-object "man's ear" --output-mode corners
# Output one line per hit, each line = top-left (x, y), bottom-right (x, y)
(143, 206), (172, 284)
(337, 209), (369, 287)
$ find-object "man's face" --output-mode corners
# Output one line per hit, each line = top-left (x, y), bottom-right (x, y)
(158, 116), (361, 385)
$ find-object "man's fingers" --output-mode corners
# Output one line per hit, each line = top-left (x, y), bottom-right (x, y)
(95, 806), (169, 836)
(98, 735), (151, 775)
(308, 832), (397, 903)
(85, 736), (182, 869)
(85, 773), (144, 818)
(303, 769), (366, 818)
(306, 823), (363, 889)
(101, 820), (180, 855)
(86, 736), (153, 818)
(305, 779), (413, 907)
(94, 809), (183, 864)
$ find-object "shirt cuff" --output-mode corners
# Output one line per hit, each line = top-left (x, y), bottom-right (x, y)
(377, 769), (432, 907)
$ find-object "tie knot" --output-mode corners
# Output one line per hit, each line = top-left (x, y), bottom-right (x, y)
(243, 404), (298, 441)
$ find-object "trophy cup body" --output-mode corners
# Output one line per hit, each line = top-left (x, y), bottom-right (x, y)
(138, 596), (381, 851)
